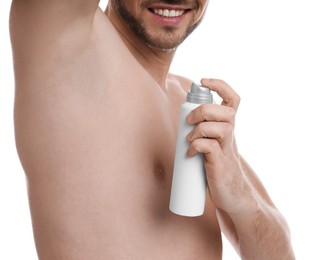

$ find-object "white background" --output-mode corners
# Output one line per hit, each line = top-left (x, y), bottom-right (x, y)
(1, 0), (319, 259)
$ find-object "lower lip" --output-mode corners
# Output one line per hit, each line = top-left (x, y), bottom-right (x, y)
(148, 10), (186, 27)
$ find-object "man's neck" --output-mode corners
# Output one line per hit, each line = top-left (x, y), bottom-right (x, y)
(106, 7), (175, 89)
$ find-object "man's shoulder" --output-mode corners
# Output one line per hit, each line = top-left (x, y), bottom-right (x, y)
(169, 74), (193, 93)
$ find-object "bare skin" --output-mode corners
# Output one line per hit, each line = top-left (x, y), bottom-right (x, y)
(10, 0), (295, 259)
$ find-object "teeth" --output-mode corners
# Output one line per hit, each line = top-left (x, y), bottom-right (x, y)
(153, 9), (184, 18)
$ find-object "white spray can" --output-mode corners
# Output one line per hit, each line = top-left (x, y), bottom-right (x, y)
(169, 83), (214, 217)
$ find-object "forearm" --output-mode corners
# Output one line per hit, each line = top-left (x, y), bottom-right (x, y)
(184, 79), (295, 258)
(229, 191), (295, 260)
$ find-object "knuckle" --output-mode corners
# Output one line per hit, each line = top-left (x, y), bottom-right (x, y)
(224, 122), (234, 135)
(200, 104), (211, 116)
(197, 122), (208, 137)
(210, 139), (220, 149)
(227, 107), (236, 120)
(191, 139), (202, 152)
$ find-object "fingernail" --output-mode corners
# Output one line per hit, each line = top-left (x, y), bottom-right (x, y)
(186, 132), (192, 142)
(186, 148), (195, 157)
(186, 112), (193, 123)
(201, 78), (210, 84)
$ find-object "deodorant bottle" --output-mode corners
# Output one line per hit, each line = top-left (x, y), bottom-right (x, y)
(169, 83), (213, 217)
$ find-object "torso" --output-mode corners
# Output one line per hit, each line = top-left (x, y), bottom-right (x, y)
(14, 8), (222, 260)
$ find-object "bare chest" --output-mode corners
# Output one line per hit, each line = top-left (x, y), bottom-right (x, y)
(78, 79), (222, 259)
(94, 76), (182, 191)
(16, 12), (223, 258)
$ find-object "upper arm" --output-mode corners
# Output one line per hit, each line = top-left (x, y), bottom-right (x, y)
(10, 0), (100, 33)
(10, 0), (100, 79)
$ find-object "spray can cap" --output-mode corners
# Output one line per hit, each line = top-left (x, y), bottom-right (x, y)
(187, 82), (213, 104)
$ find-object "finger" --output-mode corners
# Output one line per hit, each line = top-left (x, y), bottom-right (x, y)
(187, 121), (234, 152)
(186, 103), (236, 125)
(201, 78), (241, 111)
(187, 138), (223, 161)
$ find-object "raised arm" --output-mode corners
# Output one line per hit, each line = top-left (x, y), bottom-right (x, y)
(10, 0), (100, 82)
(10, 0), (100, 38)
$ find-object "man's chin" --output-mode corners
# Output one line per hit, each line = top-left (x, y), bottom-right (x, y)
(148, 44), (178, 52)
(145, 40), (179, 52)
(143, 33), (185, 52)
(142, 24), (197, 52)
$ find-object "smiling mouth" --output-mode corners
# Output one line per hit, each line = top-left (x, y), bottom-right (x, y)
(149, 8), (190, 18)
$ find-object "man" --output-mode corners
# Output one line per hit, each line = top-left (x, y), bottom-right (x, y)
(10, 0), (295, 259)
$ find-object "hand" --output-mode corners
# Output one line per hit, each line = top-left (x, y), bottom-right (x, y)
(186, 78), (256, 215)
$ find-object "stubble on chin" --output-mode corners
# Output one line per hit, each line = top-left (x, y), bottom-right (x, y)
(112, 0), (202, 51)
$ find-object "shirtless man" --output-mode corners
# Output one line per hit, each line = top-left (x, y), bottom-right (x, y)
(10, 0), (295, 259)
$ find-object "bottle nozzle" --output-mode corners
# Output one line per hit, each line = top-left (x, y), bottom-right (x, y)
(186, 83), (213, 104)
